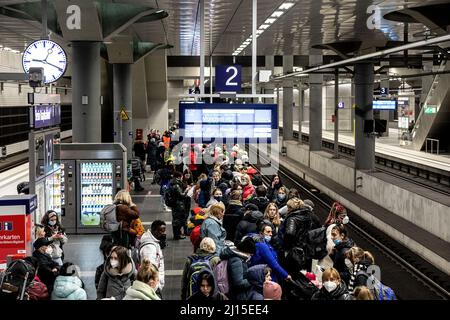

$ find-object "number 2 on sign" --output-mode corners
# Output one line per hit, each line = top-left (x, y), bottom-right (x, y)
(225, 66), (238, 86)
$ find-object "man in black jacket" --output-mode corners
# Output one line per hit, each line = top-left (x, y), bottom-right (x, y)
(32, 238), (59, 293)
(168, 171), (189, 239)
(247, 185), (270, 213)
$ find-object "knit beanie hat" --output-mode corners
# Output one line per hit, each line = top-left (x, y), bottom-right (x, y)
(263, 281), (282, 300)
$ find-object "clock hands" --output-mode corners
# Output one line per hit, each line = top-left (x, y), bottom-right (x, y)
(31, 58), (64, 72)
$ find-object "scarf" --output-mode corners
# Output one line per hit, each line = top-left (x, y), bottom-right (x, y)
(348, 263), (368, 292)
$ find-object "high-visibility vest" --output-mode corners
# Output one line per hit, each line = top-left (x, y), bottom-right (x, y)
(163, 136), (171, 149)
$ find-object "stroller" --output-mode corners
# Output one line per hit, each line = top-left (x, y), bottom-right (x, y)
(283, 271), (319, 300)
(0, 259), (35, 300)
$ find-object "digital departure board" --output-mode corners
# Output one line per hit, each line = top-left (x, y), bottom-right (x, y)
(179, 102), (278, 143)
(373, 99), (397, 110)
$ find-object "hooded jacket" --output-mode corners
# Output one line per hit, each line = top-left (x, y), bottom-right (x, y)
(123, 280), (161, 300)
(181, 249), (221, 300)
(248, 197), (270, 213)
(234, 210), (264, 244)
(140, 230), (165, 290)
(249, 237), (288, 283)
(200, 215), (227, 255)
(246, 264), (267, 300)
(97, 262), (135, 300)
(223, 201), (244, 241)
(330, 238), (355, 285)
(186, 269), (228, 301)
(280, 207), (313, 251)
(311, 280), (352, 300)
(51, 275), (87, 300)
(219, 246), (252, 300)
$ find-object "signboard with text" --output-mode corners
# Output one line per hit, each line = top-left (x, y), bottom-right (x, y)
(215, 65), (242, 92)
(32, 104), (61, 129)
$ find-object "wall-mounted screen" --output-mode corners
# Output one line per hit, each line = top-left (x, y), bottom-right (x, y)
(179, 102), (278, 143)
(373, 99), (397, 110)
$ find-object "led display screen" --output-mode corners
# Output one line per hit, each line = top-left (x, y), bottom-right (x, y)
(179, 102), (278, 143)
(373, 99), (397, 110)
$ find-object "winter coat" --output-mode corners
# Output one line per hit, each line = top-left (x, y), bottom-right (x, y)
(123, 280), (160, 300)
(223, 201), (244, 241)
(246, 264), (267, 300)
(115, 203), (140, 232)
(200, 216), (227, 255)
(348, 259), (373, 292)
(311, 281), (352, 300)
(249, 239), (288, 283)
(140, 230), (165, 290)
(267, 184), (283, 202)
(169, 178), (189, 215)
(146, 140), (158, 166)
(242, 184), (255, 202)
(51, 275), (87, 300)
(32, 250), (59, 293)
(279, 208), (313, 251)
(186, 269), (228, 301)
(234, 211), (264, 244)
(133, 141), (146, 161)
(248, 197), (270, 213)
(329, 238), (355, 285)
(219, 246), (252, 300)
(181, 249), (221, 300)
(156, 146), (166, 166)
(97, 262), (135, 300)
(198, 178), (212, 208)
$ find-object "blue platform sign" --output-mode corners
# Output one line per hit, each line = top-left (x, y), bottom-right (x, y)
(215, 65), (242, 92)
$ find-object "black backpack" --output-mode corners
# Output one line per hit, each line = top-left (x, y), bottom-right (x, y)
(304, 226), (328, 260)
(164, 183), (177, 208)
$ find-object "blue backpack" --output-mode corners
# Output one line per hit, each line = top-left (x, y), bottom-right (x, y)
(357, 271), (397, 300)
(186, 256), (213, 298)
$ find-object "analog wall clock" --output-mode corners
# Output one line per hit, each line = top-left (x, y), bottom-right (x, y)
(22, 39), (67, 84)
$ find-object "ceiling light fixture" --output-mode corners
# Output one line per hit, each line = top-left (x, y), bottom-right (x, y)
(233, 1), (297, 56)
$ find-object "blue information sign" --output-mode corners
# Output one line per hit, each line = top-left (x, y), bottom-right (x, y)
(215, 65), (242, 92)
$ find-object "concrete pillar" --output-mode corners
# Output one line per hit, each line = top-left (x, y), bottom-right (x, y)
(298, 82), (304, 143)
(283, 56), (294, 140)
(378, 61), (390, 136)
(113, 63), (133, 160)
(354, 62), (375, 171)
(309, 53), (323, 151)
(72, 42), (101, 142)
(264, 56), (275, 104)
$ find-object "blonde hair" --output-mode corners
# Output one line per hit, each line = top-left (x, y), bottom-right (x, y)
(264, 203), (281, 227)
(199, 237), (216, 253)
(209, 202), (225, 217)
(137, 259), (159, 284)
(286, 198), (303, 212)
(114, 190), (132, 206)
(35, 225), (45, 239)
(345, 247), (375, 265)
(322, 268), (341, 282)
(354, 286), (374, 300)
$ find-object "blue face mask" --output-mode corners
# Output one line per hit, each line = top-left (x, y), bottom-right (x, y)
(333, 239), (341, 245)
(264, 235), (272, 242)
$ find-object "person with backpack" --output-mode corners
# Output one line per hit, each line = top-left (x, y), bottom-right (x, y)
(311, 267), (352, 300)
(219, 237), (256, 300)
(186, 270), (228, 301)
(146, 137), (158, 174)
(329, 224), (355, 285)
(51, 262), (87, 300)
(223, 190), (245, 242)
(166, 171), (190, 240)
(234, 205), (263, 245)
(139, 220), (167, 296)
(181, 237), (221, 300)
(246, 264), (272, 300)
(123, 259), (160, 300)
(97, 246), (135, 300)
(157, 162), (174, 212)
(200, 202), (227, 255)
(41, 210), (68, 266)
(32, 238), (60, 294)
(110, 190), (140, 248)
(248, 223), (292, 284)
(278, 198), (314, 274)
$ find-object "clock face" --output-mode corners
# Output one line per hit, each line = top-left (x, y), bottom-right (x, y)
(22, 40), (67, 84)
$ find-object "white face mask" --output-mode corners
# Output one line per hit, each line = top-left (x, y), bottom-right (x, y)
(45, 247), (53, 256)
(48, 220), (57, 226)
(110, 259), (119, 268)
(342, 216), (349, 224)
(323, 281), (338, 293)
(345, 258), (353, 270)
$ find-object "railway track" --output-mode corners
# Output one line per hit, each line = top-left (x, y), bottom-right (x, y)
(249, 146), (450, 300)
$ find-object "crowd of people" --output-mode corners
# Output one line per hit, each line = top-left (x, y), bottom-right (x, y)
(0, 126), (396, 301)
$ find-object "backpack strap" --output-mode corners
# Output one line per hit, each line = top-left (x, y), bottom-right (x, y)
(138, 242), (159, 266)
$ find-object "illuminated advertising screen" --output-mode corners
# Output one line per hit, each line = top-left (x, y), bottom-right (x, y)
(179, 102), (278, 143)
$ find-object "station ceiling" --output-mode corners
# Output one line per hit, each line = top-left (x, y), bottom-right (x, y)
(0, 0), (448, 57)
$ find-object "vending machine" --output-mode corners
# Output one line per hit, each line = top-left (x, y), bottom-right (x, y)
(57, 143), (127, 234)
(0, 195), (37, 271)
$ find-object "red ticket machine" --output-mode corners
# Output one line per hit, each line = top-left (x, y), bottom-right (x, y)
(0, 195), (37, 271)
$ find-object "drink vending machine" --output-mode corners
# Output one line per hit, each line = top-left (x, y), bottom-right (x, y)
(56, 143), (127, 234)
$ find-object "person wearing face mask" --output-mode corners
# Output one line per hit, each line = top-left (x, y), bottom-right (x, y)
(346, 247), (376, 293)
(324, 202), (349, 227)
(206, 187), (224, 208)
(32, 238), (59, 294)
(275, 187), (288, 208)
(97, 246), (135, 300)
(311, 267), (352, 300)
(139, 220), (167, 298)
(248, 223), (291, 284)
(329, 225), (355, 286)
(219, 237), (257, 300)
(41, 210), (68, 266)
(123, 259), (160, 300)
(267, 175), (284, 202)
